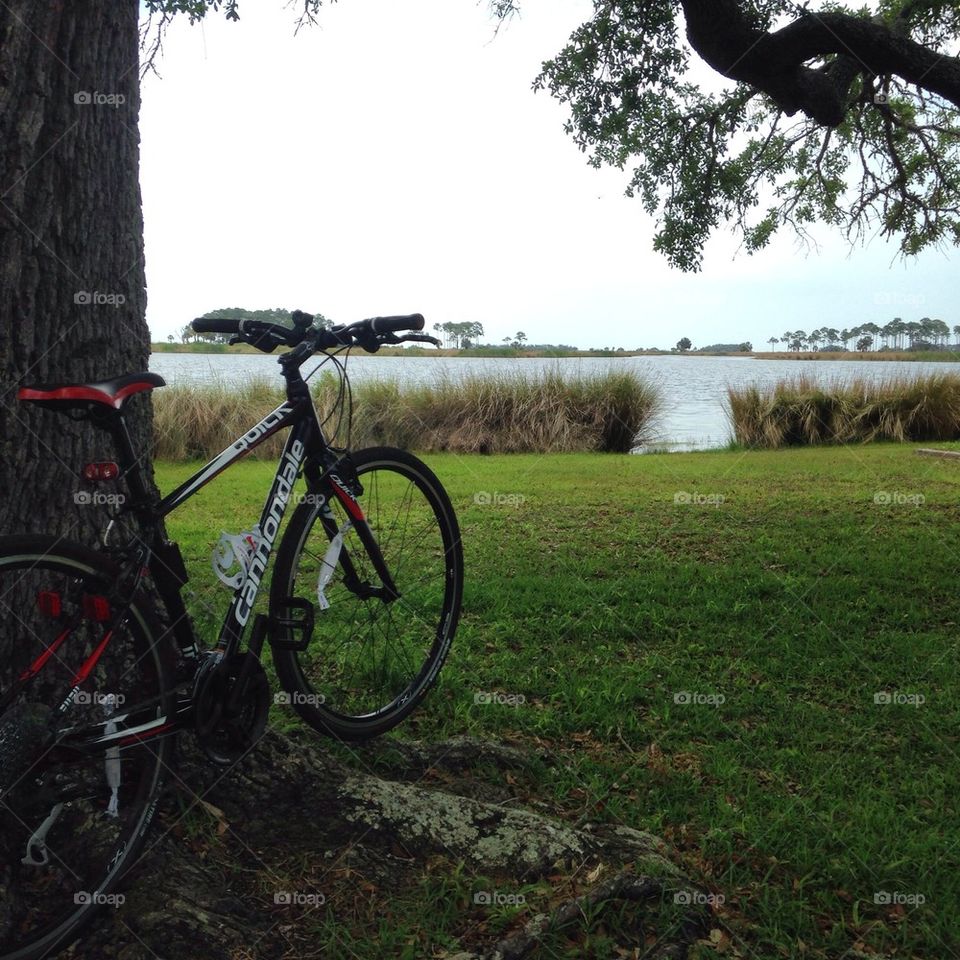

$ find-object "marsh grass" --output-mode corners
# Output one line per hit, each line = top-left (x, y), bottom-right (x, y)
(727, 373), (960, 447)
(153, 369), (662, 460)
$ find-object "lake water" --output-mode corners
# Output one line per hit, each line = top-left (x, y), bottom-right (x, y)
(149, 353), (960, 452)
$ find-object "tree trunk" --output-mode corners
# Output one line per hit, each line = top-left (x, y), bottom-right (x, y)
(0, 0), (153, 543)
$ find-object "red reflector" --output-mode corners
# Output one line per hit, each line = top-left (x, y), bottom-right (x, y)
(37, 591), (62, 618)
(82, 594), (111, 621)
(82, 462), (120, 482)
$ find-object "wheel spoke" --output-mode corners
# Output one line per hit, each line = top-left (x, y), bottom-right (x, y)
(0, 540), (170, 958)
(272, 452), (462, 738)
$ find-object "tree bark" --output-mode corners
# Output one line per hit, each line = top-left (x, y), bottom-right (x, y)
(0, 0), (154, 543)
(680, 0), (960, 126)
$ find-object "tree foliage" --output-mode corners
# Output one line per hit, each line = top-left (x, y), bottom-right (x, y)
(184, 306), (330, 343)
(779, 316), (953, 350)
(432, 321), (485, 348)
(697, 341), (753, 352)
(529, 0), (960, 270)
(199, 306), (330, 326)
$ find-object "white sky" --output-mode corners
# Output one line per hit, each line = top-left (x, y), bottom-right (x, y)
(140, 0), (958, 350)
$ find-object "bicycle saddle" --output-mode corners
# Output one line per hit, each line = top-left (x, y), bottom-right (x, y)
(18, 373), (165, 411)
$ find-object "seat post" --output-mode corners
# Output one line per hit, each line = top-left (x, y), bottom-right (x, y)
(96, 409), (155, 516)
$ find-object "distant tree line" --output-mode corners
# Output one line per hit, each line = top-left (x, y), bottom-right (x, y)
(432, 326), (576, 351)
(428, 322), (484, 348)
(767, 318), (957, 353)
(696, 342), (753, 353)
(180, 307), (331, 344)
(174, 314), (583, 353)
(674, 339), (752, 353)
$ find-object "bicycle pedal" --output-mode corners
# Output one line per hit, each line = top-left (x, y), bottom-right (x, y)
(268, 598), (315, 652)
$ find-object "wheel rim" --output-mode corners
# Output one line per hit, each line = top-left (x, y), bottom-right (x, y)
(283, 459), (459, 724)
(0, 554), (168, 958)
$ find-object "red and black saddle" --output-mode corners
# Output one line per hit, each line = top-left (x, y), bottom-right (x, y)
(18, 373), (165, 412)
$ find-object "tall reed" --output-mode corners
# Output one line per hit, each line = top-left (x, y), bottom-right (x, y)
(153, 369), (662, 460)
(726, 373), (960, 447)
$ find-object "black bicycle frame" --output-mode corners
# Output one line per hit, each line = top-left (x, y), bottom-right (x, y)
(156, 397), (315, 653)
(20, 342), (411, 764)
(42, 389), (327, 755)
(48, 348), (404, 757)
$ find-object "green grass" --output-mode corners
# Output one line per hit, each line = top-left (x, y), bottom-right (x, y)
(728, 373), (960, 447)
(156, 444), (960, 960)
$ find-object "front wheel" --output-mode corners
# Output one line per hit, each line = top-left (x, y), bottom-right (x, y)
(270, 447), (463, 740)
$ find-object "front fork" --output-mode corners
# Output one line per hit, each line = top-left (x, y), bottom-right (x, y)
(306, 454), (399, 604)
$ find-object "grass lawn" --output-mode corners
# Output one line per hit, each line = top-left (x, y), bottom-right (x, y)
(155, 443), (960, 960)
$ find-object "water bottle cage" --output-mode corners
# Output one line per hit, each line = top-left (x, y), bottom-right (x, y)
(212, 527), (261, 590)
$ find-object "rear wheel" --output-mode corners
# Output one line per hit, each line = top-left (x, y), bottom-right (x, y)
(270, 447), (463, 740)
(0, 536), (174, 960)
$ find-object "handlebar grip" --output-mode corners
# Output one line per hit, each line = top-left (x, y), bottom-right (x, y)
(369, 313), (425, 335)
(192, 317), (241, 335)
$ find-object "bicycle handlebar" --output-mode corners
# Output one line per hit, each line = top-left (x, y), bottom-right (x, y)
(370, 314), (425, 335)
(190, 312), (433, 355)
(191, 317), (242, 335)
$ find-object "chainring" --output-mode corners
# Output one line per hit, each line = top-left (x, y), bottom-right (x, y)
(192, 652), (270, 765)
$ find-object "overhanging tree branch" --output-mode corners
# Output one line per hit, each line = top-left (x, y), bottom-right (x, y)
(680, 0), (960, 125)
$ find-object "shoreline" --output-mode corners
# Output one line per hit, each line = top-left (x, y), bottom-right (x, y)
(750, 350), (960, 362)
(152, 343), (960, 362)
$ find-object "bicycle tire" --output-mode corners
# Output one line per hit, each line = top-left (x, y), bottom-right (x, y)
(270, 447), (463, 740)
(0, 535), (175, 960)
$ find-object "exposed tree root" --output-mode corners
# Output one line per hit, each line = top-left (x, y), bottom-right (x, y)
(68, 728), (708, 959)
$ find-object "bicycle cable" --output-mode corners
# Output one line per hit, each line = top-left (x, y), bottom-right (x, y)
(302, 344), (354, 450)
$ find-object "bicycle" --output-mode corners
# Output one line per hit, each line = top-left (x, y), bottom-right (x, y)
(0, 310), (464, 960)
